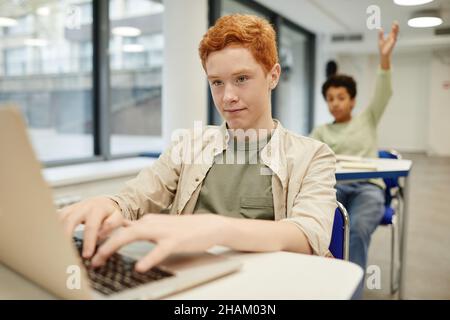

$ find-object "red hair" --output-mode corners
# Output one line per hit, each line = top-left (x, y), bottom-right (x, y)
(199, 14), (278, 75)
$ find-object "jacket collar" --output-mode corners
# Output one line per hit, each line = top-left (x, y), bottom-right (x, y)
(213, 119), (288, 187)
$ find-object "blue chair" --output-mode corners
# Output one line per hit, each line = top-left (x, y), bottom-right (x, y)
(329, 202), (350, 260)
(378, 149), (404, 294)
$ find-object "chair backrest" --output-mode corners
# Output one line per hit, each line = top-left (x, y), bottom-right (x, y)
(329, 202), (350, 260)
(378, 150), (401, 205)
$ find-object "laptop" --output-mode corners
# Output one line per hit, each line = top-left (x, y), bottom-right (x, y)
(0, 107), (241, 299)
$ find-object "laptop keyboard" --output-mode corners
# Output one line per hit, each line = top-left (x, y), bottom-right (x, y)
(73, 237), (174, 296)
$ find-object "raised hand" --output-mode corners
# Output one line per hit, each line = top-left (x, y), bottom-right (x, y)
(379, 21), (400, 70)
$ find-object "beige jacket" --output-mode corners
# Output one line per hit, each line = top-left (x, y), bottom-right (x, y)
(110, 120), (337, 256)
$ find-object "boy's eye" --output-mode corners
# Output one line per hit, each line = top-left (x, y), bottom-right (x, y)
(211, 80), (223, 86)
(236, 75), (248, 83)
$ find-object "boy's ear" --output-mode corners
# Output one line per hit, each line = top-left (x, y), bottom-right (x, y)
(350, 98), (356, 110)
(269, 63), (281, 90)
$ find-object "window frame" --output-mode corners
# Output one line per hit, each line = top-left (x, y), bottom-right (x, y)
(45, 0), (163, 167)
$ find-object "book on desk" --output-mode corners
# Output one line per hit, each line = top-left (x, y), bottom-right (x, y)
(336, 154), (379, 171)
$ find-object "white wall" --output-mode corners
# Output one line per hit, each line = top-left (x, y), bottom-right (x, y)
(162, 0), (208, 147)
(428, 49), (450, 156)
(378, 52), (431, 153)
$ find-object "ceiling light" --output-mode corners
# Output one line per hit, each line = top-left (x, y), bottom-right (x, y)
(37, 6), (51, 16)
(112, 26), (141, 37)
(0, 17), (18, 27)
(394, 0), (434, 5)
(24, 38), (48, 47)
(122, 44), (145, 52)
(408, 9), (443, 27)
(408, 16), (443, 27)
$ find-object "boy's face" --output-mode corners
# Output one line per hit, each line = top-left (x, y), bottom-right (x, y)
(325, 86), (355, 123)
(205, 46), (279, 130)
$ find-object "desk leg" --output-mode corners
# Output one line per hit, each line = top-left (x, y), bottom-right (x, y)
(399, 175), (410, 300)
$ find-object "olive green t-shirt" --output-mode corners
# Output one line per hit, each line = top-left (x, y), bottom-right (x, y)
(193, 133), (274, 220)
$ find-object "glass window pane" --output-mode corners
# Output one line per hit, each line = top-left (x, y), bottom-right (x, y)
(222, 0), (270, 18)
(0, 0), (94, 162)
(277, 23), (310, 135)
(109, 0), (164, 155)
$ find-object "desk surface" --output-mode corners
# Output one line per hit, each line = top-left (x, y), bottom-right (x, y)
(336, 158), (412, 180)
(0, 245), (363, 300)
(168, 247), (363, 300)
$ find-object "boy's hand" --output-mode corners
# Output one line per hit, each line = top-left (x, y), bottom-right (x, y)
(90, 214), (223, 272)
(379, 21), (399, 70)
(59, 196), (130, 259)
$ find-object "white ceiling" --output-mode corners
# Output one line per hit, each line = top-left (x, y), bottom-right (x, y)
(256, 0), (450, 52)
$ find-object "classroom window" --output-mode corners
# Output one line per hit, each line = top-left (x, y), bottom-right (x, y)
(109, 0), (164, 156)
(277, 22), (312, 135)
(0, 1), (94, 162)
(0, 0), (164, 165)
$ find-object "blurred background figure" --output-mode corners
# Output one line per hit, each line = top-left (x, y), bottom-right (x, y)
(326, 60), (338, 79)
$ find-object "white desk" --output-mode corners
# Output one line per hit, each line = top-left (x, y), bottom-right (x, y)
(167, 247), (363, 300)
(335, 157), (412, 299)
(0, 245), (363, 300)
(336, 158), (412, 181)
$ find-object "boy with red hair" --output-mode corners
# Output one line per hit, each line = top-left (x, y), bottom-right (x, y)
(61, 14), (337, 272)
